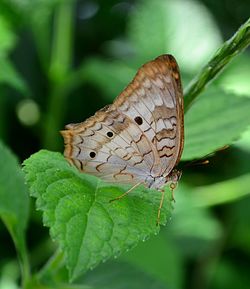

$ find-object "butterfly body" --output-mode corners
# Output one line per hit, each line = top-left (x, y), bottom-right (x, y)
(61, 54), (184, 191)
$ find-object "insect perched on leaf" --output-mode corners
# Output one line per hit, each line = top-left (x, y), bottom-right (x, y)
(61, 54), (184, 224)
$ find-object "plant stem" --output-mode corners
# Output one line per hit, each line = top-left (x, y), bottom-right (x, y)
(184, 17), (250, 111)
(43, 1), (75, 149)
(4, 224), (31, 288)
(18, 239), (31, 288)
(36, 249), (65, 283)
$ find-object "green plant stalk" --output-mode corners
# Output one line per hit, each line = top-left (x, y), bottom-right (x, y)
(43, 1), (75, 149)
(0, 88), (6, 141)
(16, 238), (31, 289)
(184, 17), (250, 111)
(36, 249), (65, 284)
(35, 249), (92, 289)
(2, 219), (31, 288)
(31, 15), (51, 74)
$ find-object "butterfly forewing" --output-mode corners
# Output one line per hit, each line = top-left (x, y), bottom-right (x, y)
(114, 55), (184, 178)
(61, 54), (184, 189)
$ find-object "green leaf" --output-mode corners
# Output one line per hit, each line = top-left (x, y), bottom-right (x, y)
(0, 140), (29, 239)
(0, 15), (28, 94)
(183, 88), (250, 160)
(122, 233), (184, 289)
(83, 261), (167, 289)
(0, 57), (29, 94)
(23, 150), (173, 280)
(228, 197), (250, 254)
(210, 259), (250, 289)
(7, 0), (63, 70)
(0, 140), (30, 282)
(217, 54), (250, 96)
(0, 15), (17, 57)
(128, 0), (222, 73)
(190, 173), (250, 207)
(184, 17), (250, 110)
(169, 184), (223, 258)
(83, 58), (136, 101)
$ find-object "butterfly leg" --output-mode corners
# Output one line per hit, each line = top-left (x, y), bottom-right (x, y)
(109, 182), (142, 203)
(166, 169), (181, 202)
(170, 183), (176, 202)
(157, 183), (177, 225)
(157, 189), (165, 226)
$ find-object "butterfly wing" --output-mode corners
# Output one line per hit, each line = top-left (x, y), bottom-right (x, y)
(114, 54), (184, 178)
(61, 105), (159, 186)
(61, 54), (184, 188)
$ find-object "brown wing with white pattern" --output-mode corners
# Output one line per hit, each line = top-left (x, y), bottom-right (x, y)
(61, 54), (184, 189)
(114, 54), (184, 178)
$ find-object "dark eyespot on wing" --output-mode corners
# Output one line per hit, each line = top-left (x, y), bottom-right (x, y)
(107, 131), (114, 137)
(89, 152), (96, 158)
(134, 116), (143, 125)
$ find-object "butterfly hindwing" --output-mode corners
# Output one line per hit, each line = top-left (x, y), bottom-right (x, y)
(61, 107), (156, 185)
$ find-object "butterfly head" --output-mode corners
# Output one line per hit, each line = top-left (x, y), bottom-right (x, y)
(148, 169), (182, 190)
(166, 169), (182, 185)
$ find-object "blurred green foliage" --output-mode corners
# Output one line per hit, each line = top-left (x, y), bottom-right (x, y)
(1, 0), (250, 289)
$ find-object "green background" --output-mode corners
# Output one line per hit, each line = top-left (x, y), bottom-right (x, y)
(0, 0), (250, 288)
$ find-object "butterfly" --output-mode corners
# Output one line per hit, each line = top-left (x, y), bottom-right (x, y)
(61, 54), (184, 223)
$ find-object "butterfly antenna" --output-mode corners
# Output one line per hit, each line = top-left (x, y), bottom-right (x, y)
(182, 145), (229, 169)
(184, 159), (210, 168)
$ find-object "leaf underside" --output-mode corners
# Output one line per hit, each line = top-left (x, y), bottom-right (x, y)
(183, 88), (250, 160)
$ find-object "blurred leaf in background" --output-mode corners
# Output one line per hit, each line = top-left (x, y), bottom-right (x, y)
(0, 141), (30, 288)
